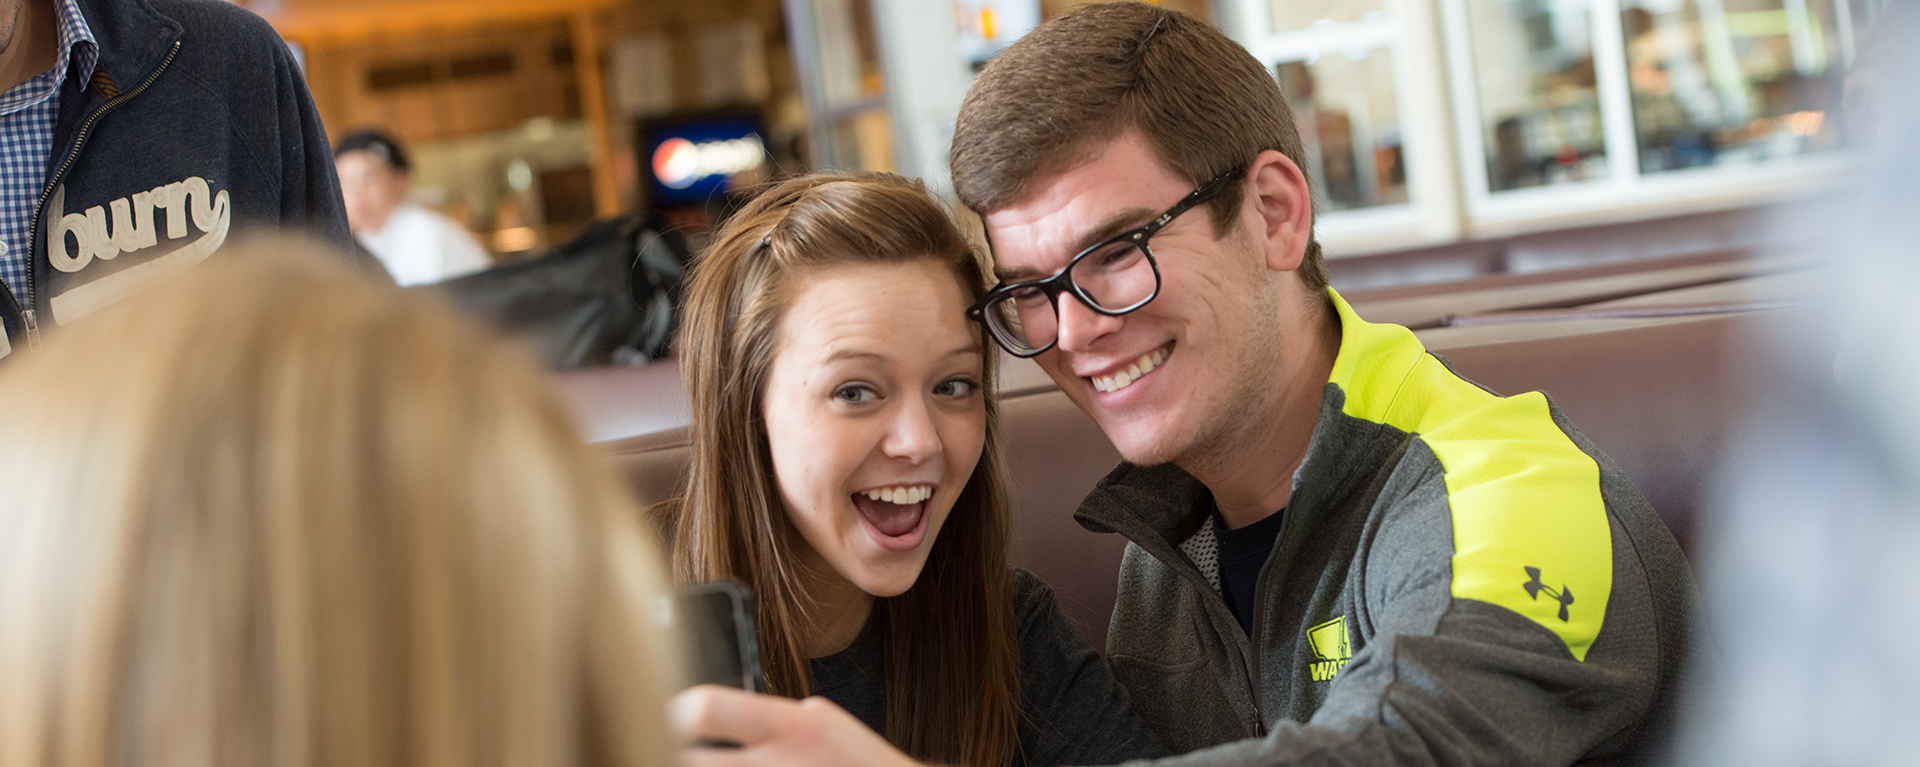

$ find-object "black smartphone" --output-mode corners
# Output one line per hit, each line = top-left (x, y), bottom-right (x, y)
(673, 581), (765, 693)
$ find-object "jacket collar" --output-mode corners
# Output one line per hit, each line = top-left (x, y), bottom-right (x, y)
(74, 0), (181, 95)
(1074, 288), (1428, 560)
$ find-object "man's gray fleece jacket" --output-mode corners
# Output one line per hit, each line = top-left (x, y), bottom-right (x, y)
(1081, 291), (1698, 766)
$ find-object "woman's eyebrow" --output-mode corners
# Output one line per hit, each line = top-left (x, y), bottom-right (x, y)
(824, 348), (887, 363)
(820, 345), (980, 364)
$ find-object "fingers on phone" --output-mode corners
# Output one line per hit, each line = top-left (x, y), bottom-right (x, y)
(672, 684), (788, 746)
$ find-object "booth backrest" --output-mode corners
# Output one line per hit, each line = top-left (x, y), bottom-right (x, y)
(562, 268), (1793, 647)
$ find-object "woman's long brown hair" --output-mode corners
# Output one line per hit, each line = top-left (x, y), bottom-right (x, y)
(671, 172), (1021, 767)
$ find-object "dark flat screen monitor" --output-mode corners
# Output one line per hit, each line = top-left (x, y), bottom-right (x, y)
(638, 111), (768, 207)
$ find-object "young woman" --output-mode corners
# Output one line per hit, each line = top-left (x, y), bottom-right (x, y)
(0, 248), (679, 767)
(668, 172), (1164, 767)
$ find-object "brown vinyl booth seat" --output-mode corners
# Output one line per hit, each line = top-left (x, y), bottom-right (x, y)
(555, 251), (1804, 646)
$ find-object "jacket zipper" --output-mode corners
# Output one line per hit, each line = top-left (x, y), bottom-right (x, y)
(1192, 517), (1278, 738)
(1243, 508), (1292, 738)
(1094, 488), (1285, 739)
(1237, 599), (1268, 736)
(14, 40), (181, 349)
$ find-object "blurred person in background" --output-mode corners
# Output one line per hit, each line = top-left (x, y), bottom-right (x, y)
(335, 129), (492, 287)
(0, 0), (354, 361)
(675, 4), (1696, 766)
(0, 247), (679, 767)
(1677, 6), (1920, 765)
(665, 172), (1163, 767)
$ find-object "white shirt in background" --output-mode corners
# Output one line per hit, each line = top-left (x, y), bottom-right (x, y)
(356, 201), (492, 287)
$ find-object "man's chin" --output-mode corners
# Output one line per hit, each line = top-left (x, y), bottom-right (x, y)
(1102, 420), (1187, 468)
(1074, 386), (1197, 465)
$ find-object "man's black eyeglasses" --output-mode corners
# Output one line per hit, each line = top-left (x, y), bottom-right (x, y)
(968, 167), (1240, 358)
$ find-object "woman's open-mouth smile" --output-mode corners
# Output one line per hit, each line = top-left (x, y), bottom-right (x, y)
(852, 484), (935, 552)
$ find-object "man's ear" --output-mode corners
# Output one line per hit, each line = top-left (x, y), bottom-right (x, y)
(1243, 149), (1313, 274)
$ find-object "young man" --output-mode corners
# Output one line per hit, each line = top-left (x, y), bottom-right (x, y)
(673, 4), (1697, 765)
(334, 129), (491, 287)
(0, 0), (352, 361)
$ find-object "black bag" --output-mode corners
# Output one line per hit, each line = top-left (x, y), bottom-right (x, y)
(431, 215), (689, 370)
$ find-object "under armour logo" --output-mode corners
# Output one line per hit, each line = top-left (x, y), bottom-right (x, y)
(1523, 566), (1574, 622)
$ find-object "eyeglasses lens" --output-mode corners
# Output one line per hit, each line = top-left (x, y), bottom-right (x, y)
(992, 285), (1056, 356)
(988, 240), (1156, 355)
(1069, 241), (1156, 313)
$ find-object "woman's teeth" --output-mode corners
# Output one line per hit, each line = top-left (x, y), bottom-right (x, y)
(1093, 348), (1169, 393)
(861, 485), (933, 504)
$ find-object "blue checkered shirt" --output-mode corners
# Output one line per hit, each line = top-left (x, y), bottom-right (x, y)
(0, 0), (97, 311)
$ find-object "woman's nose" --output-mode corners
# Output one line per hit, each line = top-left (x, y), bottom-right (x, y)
(881, 398), (942, 464)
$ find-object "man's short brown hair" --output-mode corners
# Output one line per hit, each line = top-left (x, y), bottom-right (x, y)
(950, 1), (1326, 290)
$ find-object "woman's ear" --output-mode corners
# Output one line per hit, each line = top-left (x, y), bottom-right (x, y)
(1243, 149), (1314, 274)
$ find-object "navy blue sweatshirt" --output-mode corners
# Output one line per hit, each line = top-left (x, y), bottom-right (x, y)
(0, 0), (351, 358)
(809, 569), (1167, 767)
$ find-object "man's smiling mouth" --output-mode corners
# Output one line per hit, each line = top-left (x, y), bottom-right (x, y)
(1091, 346), (1171, 393)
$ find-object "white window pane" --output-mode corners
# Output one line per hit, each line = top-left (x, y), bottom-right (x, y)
(1622, 0), (1845, 173)
(823, 110), (895, 172)
(1268, 0), (1387, 33)
(1466, 0), (1611, 191)
(809, 0), (884, 108)
(1277, 50), (1408, 211)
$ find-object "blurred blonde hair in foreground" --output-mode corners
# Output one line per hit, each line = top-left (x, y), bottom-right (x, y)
(0, 242), (681, 767)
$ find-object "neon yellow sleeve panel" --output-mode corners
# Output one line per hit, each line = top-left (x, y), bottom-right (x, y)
(1327, 290), (1613, 662)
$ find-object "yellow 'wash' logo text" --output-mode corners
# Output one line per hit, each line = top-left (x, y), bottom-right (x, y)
(1307, 616), (1352, 682)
